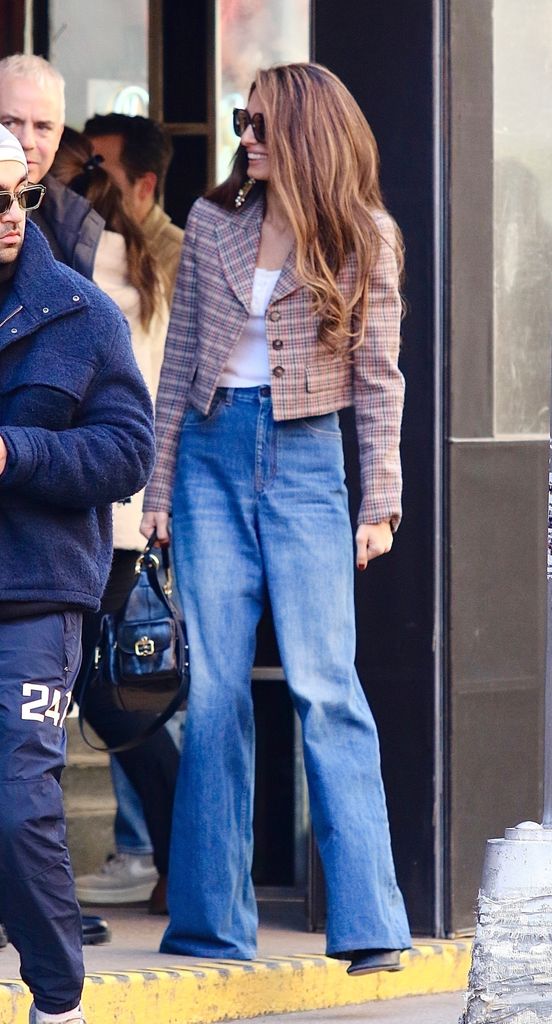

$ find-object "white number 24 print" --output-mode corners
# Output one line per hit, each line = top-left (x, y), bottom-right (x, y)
(21, 683), (72, 729)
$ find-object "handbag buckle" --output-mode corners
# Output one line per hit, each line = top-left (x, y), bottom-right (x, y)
(135, 636), (155, 657)
(163, 567), (173, 598)
(135, 552), (160, 573)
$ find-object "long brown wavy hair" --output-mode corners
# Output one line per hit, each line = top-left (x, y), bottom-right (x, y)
(51, 127), (161, 329)
(208, 63), (403, 355)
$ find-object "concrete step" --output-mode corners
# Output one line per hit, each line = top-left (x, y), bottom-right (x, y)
(0, 917), (473, 1024)
(63, 714), (116, 875)
(65, 806), (116, 876)
(62, 760), (115, 806)
(65, 713), (110, 763)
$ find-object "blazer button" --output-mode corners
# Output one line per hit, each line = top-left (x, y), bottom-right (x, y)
(269, 310), (281, 322)
(272, 365), (285, 378)
(272, 339), (283, 350)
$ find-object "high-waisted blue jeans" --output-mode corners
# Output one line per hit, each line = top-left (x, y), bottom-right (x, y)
(162, 386), (411, 960)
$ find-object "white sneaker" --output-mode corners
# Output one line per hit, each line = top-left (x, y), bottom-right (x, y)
(29, 1004), (86, 1023)
(75, 852), (158, 904)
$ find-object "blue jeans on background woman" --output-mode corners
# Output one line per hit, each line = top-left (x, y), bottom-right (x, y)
(161, 386), (411, 960)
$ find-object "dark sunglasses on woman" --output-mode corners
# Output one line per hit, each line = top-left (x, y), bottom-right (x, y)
(0, 183), (46, 216)
(233, 108), (266, 145)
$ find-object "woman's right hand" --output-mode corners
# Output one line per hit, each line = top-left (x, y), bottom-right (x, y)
(140, 511), (170, 545)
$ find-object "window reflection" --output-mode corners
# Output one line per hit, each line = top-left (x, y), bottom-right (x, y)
(493, 0), (552, 435)
(216, 0), (310, 183)
(49, 0), (148, 127)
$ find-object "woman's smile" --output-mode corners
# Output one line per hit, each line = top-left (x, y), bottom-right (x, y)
(244, 146), (269, 180)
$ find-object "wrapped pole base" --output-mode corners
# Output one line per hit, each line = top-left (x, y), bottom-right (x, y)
(461, 822), (552, 1023)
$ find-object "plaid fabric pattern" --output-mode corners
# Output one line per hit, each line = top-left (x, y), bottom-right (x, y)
(144, 194), (405, 526)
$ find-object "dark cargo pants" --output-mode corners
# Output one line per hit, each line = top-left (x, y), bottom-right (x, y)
(0, 612), (84, 1014)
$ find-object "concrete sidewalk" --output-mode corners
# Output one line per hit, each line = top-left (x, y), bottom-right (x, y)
(0, 902), (472, 1023)
(223, 992), (467, 1024)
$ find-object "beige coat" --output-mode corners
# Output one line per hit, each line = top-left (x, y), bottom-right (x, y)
(93, 229), (169, 549)
(142, 203), (184, 306)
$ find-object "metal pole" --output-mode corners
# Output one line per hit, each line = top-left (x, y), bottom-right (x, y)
(542, 434), (552, 827)
(431, 0), (447, 937)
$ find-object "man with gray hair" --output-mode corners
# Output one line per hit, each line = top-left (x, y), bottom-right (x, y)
(0, 53), (103, 276)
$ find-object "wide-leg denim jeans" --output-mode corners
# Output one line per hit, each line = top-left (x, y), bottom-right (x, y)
(162, 386), (411, 960)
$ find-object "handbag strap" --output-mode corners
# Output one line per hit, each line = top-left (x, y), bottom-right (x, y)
(139, 530), (176, 608)
(77, 530), (188, 753)
(77, 669), (187, 753)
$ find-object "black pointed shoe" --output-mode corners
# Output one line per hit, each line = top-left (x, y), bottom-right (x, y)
(347, 948), (403, 976)
(82, 914), (111, 945)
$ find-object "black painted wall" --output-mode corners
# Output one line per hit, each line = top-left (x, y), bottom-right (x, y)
(313, 0), (437, 934)
(0, 0), (25, 57)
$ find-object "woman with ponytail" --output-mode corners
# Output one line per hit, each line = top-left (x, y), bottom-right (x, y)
(142, 63), (411, 971)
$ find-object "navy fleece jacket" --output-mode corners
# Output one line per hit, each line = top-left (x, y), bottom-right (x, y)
(0, 220), (155, 611)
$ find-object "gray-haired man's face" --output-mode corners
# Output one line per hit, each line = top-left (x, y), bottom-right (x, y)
(0, 75), (63, 184)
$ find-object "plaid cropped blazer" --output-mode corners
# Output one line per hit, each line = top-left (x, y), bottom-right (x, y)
(144, 193), (405, 527)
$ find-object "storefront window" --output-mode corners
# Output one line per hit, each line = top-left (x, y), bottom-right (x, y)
(493, 0), (552, 435)
(49, 0), (148, 128)
(216, 0), (310, 183)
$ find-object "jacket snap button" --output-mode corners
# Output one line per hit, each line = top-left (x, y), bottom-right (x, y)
(272, 339), (283, 350)
(42, 307), (49, 314)
(269, 310), (281, 322)
(272, 365), (285, 378)
(10, 327), (17, 334)
(72, 295), (80, 302)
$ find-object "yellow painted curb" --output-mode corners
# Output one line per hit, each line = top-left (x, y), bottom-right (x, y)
(0, 941), (471, 1023)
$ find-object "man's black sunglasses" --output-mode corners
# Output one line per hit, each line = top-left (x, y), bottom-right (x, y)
(0, 183), (46, 217)
(233, 108), (266, 145)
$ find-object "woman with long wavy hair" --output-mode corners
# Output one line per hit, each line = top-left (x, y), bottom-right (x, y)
(142, 62), (411, 972)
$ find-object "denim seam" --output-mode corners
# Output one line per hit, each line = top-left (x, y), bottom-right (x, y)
(300, 420), (342, 439)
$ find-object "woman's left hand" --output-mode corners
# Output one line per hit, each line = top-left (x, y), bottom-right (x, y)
(355, 521), (393, 570)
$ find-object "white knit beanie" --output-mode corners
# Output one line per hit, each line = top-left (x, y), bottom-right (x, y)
(0, 124), (27, 170)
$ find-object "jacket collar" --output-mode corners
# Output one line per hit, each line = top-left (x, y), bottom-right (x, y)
(35, 174), (104, 279)
(0, 219), (89, 351)
(215, 190), (300, 312)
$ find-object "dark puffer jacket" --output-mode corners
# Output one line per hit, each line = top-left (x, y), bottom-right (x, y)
(31, 173), (104, 279)
(0, 220), (155, 611)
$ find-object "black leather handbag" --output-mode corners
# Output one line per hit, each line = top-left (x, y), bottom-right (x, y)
(79, 532), (189, 752)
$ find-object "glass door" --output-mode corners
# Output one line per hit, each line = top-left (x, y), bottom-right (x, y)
(48, 0), (149, 126)
(215, 0), (310, 183)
